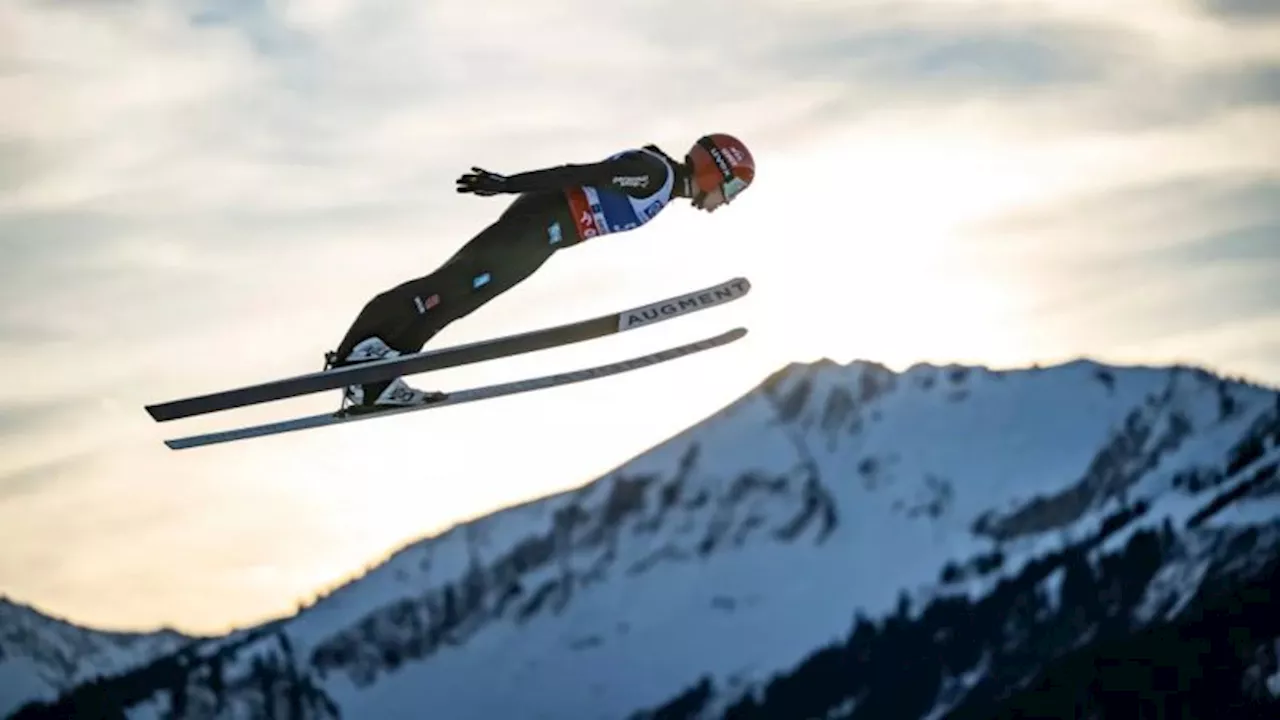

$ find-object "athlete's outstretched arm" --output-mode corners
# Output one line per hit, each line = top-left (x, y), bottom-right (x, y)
(456, 151), (667, 196)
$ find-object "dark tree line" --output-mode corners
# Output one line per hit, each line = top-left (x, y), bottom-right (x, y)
(634, 521), (1279, 720)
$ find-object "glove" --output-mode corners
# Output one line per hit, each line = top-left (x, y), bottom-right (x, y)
(456, 167), (510, 196)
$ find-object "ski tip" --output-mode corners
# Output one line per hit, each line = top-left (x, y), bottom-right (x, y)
(712, 326), (749, 345)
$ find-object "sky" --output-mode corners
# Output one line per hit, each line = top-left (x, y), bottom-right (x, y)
(1, 0), (1278, 635)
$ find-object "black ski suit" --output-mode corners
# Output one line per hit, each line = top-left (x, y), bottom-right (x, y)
(332, 146), (684, 363)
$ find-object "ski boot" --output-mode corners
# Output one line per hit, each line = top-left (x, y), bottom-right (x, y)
(324, 337), (445, 415)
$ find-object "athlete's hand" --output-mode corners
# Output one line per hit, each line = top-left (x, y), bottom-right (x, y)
(455, 167), (509, 196)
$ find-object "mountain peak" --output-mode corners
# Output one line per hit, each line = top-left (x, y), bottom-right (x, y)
(0, 596), (193, 717)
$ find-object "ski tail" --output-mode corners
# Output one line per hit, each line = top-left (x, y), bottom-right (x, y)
(145, 277), (750, 423)
(163, 327), (747, 449)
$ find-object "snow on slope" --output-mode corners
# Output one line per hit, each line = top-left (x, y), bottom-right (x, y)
(13, 357), (1280, 719)
(0, 597), (192, 718)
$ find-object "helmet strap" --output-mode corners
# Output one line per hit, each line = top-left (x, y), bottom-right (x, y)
(696, 136), (735, 184)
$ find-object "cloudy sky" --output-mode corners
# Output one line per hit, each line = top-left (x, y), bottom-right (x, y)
(1, 0), (1278, 634)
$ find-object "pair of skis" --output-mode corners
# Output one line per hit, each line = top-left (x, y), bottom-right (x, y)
(147, 277), (751, 449)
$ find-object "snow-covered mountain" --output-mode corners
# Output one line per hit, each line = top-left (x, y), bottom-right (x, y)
(7, 356), (1280, 719)
(0, 596), (192, 717)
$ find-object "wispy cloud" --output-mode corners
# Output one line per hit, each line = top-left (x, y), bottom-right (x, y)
(1198, 0), (1280, 21)
(0, 452), (96, 503)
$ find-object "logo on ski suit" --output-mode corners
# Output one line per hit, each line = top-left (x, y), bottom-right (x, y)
(565, 148), (675, 241)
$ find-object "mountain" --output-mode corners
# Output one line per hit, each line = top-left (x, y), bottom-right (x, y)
(0, 597), (192, 718)
(6, 356), (1280, 719)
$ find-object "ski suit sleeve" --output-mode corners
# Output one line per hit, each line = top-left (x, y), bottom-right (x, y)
(498, 151), (667, 197)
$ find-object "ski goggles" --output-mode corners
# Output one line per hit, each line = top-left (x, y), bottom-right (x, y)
(722, 176), (749, 202)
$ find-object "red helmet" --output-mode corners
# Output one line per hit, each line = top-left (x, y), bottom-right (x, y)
(687, 133), (755, 205)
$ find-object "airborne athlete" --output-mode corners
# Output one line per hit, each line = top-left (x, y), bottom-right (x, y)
(327, 133), (757, 410)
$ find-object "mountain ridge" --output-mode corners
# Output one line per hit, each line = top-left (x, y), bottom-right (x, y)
(0, 596), (195, 718)
(4, 354), (1279, 719)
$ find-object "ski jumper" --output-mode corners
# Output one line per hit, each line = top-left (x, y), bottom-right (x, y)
(332, 146), (680, 362)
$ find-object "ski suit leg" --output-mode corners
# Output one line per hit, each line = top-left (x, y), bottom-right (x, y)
(332, 194), (563, 362)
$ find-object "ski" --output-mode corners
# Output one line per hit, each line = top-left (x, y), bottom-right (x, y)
(146, 277), (750, 422)
(163, 327), (746, 449)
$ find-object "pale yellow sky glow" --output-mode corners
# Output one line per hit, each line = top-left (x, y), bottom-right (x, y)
(2, 0), (1279, 634)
